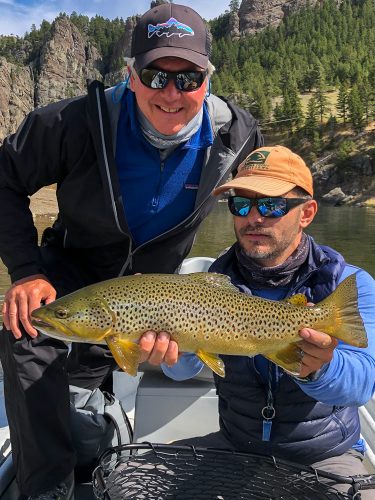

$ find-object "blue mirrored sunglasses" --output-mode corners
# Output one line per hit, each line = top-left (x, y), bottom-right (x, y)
(139, 68), (207, 92)
(228, 196), (309, 218)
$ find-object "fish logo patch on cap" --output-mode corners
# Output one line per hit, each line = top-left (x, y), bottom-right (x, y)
(241, 150), (270, 171)
(148, 18), (194, 38)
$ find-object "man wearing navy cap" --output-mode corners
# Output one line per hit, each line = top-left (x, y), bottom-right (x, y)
(0, 3), (262, 498)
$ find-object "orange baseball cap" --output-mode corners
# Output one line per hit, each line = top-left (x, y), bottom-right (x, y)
(214, 145), (313, 197)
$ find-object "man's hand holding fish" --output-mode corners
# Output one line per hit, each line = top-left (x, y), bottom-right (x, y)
(138, 331), (179, 367)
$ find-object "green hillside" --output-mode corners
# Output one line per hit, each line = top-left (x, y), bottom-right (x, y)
(210, 0), (374, 125)
(0, 0), (374, 139)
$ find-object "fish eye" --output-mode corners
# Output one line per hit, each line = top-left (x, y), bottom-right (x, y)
(55, 307), (68, 319)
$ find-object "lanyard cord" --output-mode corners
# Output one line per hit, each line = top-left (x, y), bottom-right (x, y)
(261, 362), (276, 441)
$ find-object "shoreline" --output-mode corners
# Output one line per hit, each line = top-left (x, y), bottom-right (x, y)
(30, 186), (58, 216)
(29, 187), (375, 218)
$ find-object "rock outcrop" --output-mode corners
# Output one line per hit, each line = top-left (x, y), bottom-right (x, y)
(238, 0), (318, 34)
(0, 16), (104, 143)
(227, 11), (241, 39)
(0, 57), (34, 140)
(35, 16), (103, 107)
(109, 16), (139, 74)
(312, 132), (375, 206)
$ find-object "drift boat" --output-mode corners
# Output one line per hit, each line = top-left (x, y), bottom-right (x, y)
(0, 257), (374, 499)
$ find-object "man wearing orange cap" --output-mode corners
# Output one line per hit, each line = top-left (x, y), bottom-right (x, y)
(161, 145), (375, 496)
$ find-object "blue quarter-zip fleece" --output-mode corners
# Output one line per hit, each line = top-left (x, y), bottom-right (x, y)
(115, 90), (213, 246)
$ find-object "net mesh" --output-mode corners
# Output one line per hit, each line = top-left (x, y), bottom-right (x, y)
(92, 444), (375, 500)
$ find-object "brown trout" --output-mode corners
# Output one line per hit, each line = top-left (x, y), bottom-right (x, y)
(31, 273), (367, 377)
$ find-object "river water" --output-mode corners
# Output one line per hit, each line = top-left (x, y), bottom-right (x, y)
(0, 204), (374, 297)
(0, 204), (374, 425)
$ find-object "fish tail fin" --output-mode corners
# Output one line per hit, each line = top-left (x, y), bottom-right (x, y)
(316, 274), (367, 348)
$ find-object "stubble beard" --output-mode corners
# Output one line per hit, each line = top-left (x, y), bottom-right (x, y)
(235, 224), (299, 265)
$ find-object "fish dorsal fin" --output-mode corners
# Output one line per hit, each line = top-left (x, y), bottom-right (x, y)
(105, 335), (141, 377)
(264, 344), (304, 375)
(196, 349), (225, 378)
(189, 272), (239, 292)
(283, 294), (308, 306)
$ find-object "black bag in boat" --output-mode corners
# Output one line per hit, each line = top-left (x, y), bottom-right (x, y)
(69, 385), (133, 471)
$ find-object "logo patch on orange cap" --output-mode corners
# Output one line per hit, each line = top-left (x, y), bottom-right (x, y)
(242, 150), (270, 170)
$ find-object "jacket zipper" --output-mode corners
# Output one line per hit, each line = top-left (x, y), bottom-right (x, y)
(95, 87), (127, 236)
(152, 160), (165, 209)
(95, 86), (133, 275)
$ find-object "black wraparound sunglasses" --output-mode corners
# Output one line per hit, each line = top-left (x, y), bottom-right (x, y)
(139, 68), (207, 92)
(228, 196), (309, 218)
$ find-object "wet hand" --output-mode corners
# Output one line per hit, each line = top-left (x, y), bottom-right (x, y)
(139, 331), (179, 367)
(298, 328), (338, 378)
(2, 274), (56, 339)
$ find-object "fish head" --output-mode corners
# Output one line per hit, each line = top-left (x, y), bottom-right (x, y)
(31, 293), (115, 343)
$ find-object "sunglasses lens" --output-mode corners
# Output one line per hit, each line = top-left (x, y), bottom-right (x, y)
(175, 72), (205, 91)
(140, 69), (168, 89)
(229, 198), (251, 217)
(257, 198), (287, 217)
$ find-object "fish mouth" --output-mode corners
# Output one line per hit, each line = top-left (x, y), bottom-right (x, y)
(31, 315), (75, 338)
(31, 318), (52, 329)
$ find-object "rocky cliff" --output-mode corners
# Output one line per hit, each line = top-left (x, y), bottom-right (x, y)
(0, 57), (34, 141)
(0, 16), (103, 141)
(35, 16), (103, 107)
(237, 0), (318, 35)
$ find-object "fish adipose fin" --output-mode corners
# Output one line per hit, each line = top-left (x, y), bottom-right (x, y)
(315, 274), (368, 348)
(196, 349), (225, 377)
(264, 344), (303, 375)
(105, 335), (141, 376)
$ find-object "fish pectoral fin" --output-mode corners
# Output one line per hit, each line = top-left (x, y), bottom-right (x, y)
(264, 344), (303, 375)
(283, 293), (308, 306)
(105, 335), (141, 377)
(196, 350), (225, 378)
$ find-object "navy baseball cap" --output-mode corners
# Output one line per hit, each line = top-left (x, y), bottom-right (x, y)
(131, 3), (211, 71)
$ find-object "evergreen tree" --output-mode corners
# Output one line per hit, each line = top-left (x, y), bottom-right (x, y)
(229, 0), (240, 12)
(304, 96), (319, 142)
(314, 83), (330, 123)
(278, 72), (304, 131)
(357, 78), (373, 124)
(336, 83), (350, 124)
(348, 84), (365, 132)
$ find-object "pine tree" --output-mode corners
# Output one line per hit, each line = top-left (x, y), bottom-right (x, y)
(348, 85), (365, 132)
(278, 72), (304, 131)
(357, 78), (373, 124)
(229, 0), (240, 12)
(304, 96), (319, 142)
(336, 83), (350, 124)
(314, 83), (330, 123)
